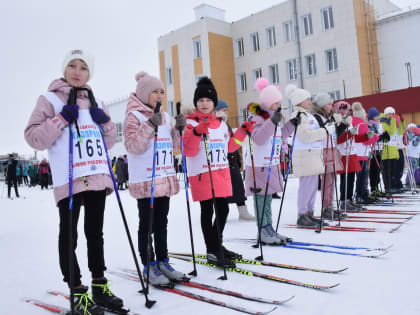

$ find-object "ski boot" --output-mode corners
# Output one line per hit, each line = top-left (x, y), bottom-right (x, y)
(237, 205), (255, 221)
(258, 225), (278, 245)
(207, 251), (236, 268)
(297, 214), (318, 227)
(266, 224), (291, 243)
(222, 246), (242, 260)
(158, 258), (190, 282)
(91, 278), (124, 312)
(144, 261), (172, 287)
(308, 211), (329, 226)
(66, 285), (104, 315)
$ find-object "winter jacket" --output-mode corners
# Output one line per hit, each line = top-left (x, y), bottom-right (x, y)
(24, 78), (117, 204)
(115, 158), (128, 184)
(184, 110), (247, 202)
(290, 106), (328, 178)
(123, 93), (180, 199)
(3, 158), (18, 179)
(380, 114), (399, 160)
(352, 116), (379, 161)
(226, 124), (246, 204)
(244, 104), (288, 196)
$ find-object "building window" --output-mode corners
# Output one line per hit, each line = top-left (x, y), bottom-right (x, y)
(250, 32), (260, 52)
(304, 54), (316, 76)
(268, 64), (279, 84)
(265, 26), (276, 48)
(286, 59), (298, 81)
(166, 67), (173, 85)
(236, 73), (247, 92)
(325, 48), (338, 72)
(239, 108), (248, 125)
(328, 90), (341, 101)
(234, 38), (244, 57)
(282, 21), (294, 42)
(116, 122), (123, 143)
(301, 14), (313, 36)
(193, 38), (201, 59)
(321, 7), (334, 30)
(167, 100), (175, 116)
(252, 68), (263, 85)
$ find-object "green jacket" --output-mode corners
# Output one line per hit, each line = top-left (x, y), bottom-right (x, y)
(380, 114), (399, 160)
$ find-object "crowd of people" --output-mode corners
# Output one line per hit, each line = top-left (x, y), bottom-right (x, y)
(21, 49), (420, 315)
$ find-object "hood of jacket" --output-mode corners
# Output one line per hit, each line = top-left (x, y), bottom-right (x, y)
(125, 93), (166, 122)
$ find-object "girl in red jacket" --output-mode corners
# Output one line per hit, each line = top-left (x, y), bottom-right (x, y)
(184, 77), (254, 268)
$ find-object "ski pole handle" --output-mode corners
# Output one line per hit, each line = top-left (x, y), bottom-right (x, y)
(155, 102), (161, 114)
(176, 102), (181, 116)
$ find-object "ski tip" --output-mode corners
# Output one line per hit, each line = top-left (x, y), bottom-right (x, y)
(260, 306), (278, 315)
(273, 295), (295, 305)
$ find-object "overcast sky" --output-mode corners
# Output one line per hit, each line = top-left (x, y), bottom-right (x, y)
(1, 0), (418, 157)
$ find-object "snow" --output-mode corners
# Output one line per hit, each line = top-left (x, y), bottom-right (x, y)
(2, 178), (420, 315)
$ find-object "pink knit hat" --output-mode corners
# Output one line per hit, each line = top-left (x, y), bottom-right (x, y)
(255, 78), (283, 111)
(333, 100), (351, 115)
(135, 71), (165, 105)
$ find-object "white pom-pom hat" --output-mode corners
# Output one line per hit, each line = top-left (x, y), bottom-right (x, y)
(255, 77), (282, 110)
(62, 49), (94, 79)
(285, 84), (311, 106)
(384, 106), (396, 115)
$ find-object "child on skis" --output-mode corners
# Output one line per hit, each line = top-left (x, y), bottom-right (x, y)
(311, 93), (346, 219)
(123, 71), (188, 287)
(404, 123), (420, 186)
(184, 77), (255, 267)
(244, 78), (290, 242)
(367, 107), (388, 198)
(215, 100), (255, 221)
(351, 102), (379, 205)
(286, 85), (331, 227)
(24, 49), (123, 315)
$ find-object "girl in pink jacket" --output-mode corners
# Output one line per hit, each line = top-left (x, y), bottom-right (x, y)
(184, 77), (254, 268)
(24, 50), (122, 314)
(123, 72), (187, 287)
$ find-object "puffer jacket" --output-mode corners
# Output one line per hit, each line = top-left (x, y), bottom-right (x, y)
(244, 104), (289, 196)
(290, 106), (328, 177)
(352, 116), (379, 161)
(380, 114), (399, 160)
(184, 109), (247, 202)
(123, 93), (180, 199)
(24, 78), (117, 204)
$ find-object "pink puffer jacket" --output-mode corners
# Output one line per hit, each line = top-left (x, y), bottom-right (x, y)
(24, 78), (117, 204)
(123, 93), (180, 200)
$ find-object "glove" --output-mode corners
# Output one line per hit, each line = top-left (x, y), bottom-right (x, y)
(60, 104), (79, 123)
(175, 114), (186, 131)
(289, 114), (301, 128)
(342, 115), (352, 126)
(332, 113), (342, 124)
(281, 143), (288, 153)
(89, 107), (110, 124)
(324, 124), (335, 135)
(366, 130), (374, 139)
(271, 110), (282, 125)
(349, 125), (359, 135)
(148, 112), (163, 127)
(240, 121), (256, 133)
(194, 120), (211, 135)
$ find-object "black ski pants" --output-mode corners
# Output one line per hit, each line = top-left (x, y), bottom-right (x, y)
(382, 158), (399, 191)
(58, 190), (107, 287)
(369, 150), (382, 192)
(199, 197), (229, 254)
(137, 197), (170, 265)
(340, 172), (355, 201)
(7, 176), (19, 198)
(40, 173), (49, 189)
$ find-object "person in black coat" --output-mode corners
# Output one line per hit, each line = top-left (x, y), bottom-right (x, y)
(3, 154), (20, 198)
(115, 156), (128, 190)
(216, 100), (255, 221)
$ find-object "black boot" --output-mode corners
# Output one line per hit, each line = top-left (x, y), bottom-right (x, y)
(207, 251), (236, 268)
(222, 246), (242, 260)
(71, 285), (104, 315)
(91, 278), (124, 311)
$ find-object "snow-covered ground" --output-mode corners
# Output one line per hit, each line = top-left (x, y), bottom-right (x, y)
(2, 177), (420, 315)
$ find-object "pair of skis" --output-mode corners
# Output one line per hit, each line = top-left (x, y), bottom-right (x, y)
(109, 270), (288, 315)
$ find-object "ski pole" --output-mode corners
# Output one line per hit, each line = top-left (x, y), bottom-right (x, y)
(145, 102), (162, 293)
(176, 102), (197, 276)
(202, 124), (228, 280)
(255, 108), (281, 261)
(343, 131), (352, 216)
(275, 117), (299, 232)
(67, 125), (75, 315)
(95, 104), (155, 308)
(330, 134), (341, 226)
(316, 133), (330, 233)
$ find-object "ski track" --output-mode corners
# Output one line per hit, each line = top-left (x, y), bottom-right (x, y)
(2, 179), (420, 315)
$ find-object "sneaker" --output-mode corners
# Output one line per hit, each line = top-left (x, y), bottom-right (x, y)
(350, 200), (366, 210)
(207, 252), (236, 268)
(158, 258), (188, 282)
(222, 246), (242, 260)
(322, 207), (338, 220)
(339, 200), (359, 211)
(307, 211), (329, 226)
(72, 286), (104, 315)
(296, 214), (318, 227)
(257, 225), (278, 245)
(266, 224), (290, 243)
(91, 278), (123, 310)
(143, 261), (171, 287)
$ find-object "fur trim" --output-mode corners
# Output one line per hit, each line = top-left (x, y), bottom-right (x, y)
(247, 102), (270, 120)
